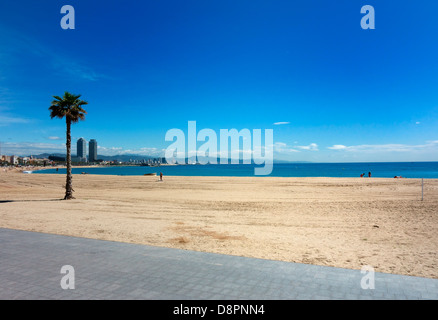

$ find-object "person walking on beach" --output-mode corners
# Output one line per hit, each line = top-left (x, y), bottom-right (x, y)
(368, 172), (371, 178)
(160, 172), (163, 181)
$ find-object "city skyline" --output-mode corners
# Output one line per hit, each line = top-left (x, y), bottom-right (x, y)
(0, 1), (437, 162)
(75, 137), (98, 162)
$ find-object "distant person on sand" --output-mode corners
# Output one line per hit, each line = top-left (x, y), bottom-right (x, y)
(368, 172), (371, 178)
(160, 172), (163, 181)
(360, 173), (364, 177)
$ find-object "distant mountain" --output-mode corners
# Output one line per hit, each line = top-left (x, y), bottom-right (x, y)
(273, 160), (314, 164)
(32, 153), (158, 162)
(31, 153), (65, 159)
(31, 153), (313, 164)
(183, 157), (313, 164)
(97, 154), (159, 162)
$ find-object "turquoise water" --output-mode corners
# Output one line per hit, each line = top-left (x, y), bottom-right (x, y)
(33, 162), (438, 178)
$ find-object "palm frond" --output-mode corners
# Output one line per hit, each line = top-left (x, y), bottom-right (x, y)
(49, 92), (88, 122)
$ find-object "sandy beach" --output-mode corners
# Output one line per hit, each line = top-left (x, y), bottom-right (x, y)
(0, 170), (437, 279)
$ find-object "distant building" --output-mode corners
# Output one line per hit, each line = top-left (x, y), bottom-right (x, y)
(0, 155), (10, 163)
(49, 155), (65, 162)
(71, 156), (83, 163)
(77, 138), (87, 161)
(89, 139), (98, 162)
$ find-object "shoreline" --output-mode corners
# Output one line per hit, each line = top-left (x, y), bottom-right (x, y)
(30, 172), (437, 180)
(32, 173), (437, 180)
(23, 162), (438, 179)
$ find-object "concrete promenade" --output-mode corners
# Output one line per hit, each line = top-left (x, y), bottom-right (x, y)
(0, 228), (437, 300)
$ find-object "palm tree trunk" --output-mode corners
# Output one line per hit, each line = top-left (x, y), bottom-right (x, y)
(64, 118), (74, 200)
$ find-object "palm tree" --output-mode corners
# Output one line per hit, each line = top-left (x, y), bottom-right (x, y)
(49, 92), (88, 200)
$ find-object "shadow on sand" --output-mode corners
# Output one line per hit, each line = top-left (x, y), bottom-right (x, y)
(0, 199), (63, 203)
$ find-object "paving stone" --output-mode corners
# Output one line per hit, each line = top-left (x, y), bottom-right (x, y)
(1, 228), (437, 300)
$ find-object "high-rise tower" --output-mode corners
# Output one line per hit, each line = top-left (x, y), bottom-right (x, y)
(77, 138), (87, 160)
(89, 139), (98, 162)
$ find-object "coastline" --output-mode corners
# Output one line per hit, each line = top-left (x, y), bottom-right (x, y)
(2, 164), (107, 173)
(1, 170), (437, 279)
(28, 161), (438, 179)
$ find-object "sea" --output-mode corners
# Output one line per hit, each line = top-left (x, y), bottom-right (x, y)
(33, 162), (438, 178)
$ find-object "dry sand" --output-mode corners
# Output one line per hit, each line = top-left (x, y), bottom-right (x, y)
(0, 169), (437, 278)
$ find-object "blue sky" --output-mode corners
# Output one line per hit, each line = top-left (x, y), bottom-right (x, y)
(0, 0), (437, 162)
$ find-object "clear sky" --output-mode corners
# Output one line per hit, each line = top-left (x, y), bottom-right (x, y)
(0, 0), (437, 162)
